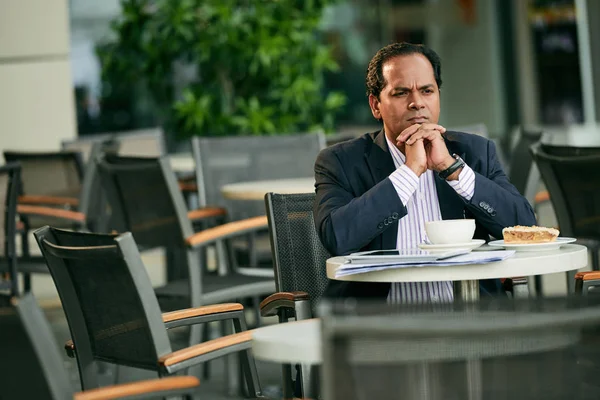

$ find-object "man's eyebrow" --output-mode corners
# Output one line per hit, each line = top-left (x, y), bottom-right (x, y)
(391, 84), (435, 91)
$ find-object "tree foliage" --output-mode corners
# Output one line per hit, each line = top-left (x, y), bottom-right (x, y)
(99, 0), (346, 137)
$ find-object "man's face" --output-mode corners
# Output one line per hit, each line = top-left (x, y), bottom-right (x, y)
(368, 54), (441, 143)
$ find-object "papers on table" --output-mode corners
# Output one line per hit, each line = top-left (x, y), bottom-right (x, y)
(335, 250), (516, 278)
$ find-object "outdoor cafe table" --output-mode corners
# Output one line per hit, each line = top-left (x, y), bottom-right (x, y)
(253, 245), (588, 399)
(326, 244), (588, 302)
(220, 178), (315, 200)
(252, 244), (588, 365)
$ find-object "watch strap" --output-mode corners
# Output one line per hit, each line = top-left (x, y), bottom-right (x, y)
(438, 154), (465, 180)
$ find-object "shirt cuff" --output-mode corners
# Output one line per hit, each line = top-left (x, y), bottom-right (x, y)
(389, 164), (419, 206)
(446, 163), (475, 200)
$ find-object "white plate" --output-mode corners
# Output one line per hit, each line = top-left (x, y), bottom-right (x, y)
(418, 239), (486, 253)
(487, 237), (577, 252)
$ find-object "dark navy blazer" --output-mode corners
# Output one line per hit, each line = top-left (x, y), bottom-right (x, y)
(313, 129), (537, 299)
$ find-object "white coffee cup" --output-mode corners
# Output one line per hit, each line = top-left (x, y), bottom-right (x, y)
(424, 219), (476, 245)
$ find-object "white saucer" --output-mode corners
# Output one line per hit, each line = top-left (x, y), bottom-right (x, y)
(418, 239), (485, 253)
(488, 237), (577, 252)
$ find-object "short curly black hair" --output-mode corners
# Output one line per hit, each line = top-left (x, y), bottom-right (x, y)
(366, 42), (442, 99)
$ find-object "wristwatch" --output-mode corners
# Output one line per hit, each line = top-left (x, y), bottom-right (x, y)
(438, 154), (465, 180)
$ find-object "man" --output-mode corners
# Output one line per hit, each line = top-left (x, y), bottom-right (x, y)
(314, 42), (536, 302)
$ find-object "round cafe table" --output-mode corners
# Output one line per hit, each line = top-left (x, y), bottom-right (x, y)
(220, 178), (314, 201)
(326, 244), (588, 302)
(253, 245), (588, 365)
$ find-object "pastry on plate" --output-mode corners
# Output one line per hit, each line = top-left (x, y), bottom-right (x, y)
(502, 225), (560, 244)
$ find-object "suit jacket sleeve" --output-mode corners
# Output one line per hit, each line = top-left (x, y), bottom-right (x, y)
(464, 139), (537, 238)
(314, 146), (407, 256)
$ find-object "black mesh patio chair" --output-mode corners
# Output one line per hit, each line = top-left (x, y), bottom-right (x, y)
(17, 141), (118, 233)
(10, 143), (118, 293)
(0, 163), (20, 297)
(4, 149), (84, 215)
(96, 155), (275, 321)
(320, 296), (600, 400)
(530, 142), (600, 293)
(190, 133), (325, 269)
(260, 192), (331, 398)
(0, 293), (202, 400)
(32, 226), (264, 397)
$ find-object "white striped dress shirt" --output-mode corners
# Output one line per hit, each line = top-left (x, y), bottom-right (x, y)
(385, 135), (476, 303)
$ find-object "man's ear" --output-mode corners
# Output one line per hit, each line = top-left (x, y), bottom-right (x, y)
(368, 94), (382, 121)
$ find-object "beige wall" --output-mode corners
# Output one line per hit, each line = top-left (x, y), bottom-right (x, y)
(0, 0), (76, 153)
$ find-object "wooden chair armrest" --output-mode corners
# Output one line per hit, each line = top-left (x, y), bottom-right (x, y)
(18, 195), (79, 207)
(534, 190), (550, 205)
(17, 204), (86, 223)
(260, 291), (310, 317)
(73, 376), (199, 400)
(575, 271), (600, 281)
(158, 330), (253, 369)
(162, 303), (243, 323)
(187, 206), (227, 222)
(65, 339), (75, 358)
(185, 216), (268, 248)
(179, 180), (198, 193)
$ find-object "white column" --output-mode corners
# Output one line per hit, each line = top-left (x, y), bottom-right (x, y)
(0, 0), (76, 152)
(575, 0), (597, 125)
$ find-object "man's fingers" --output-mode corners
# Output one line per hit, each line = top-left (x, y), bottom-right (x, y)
(396, 124), (421, 143)
(403, 129), (441, 145)
(397, 123), (446, 143)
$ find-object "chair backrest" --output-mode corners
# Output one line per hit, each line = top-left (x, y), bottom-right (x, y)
(61, 128), (166, 164)
(0, 163), (20, 296)
(508, 127), (542, 205)
(265, 192), (331, 316)
(97, 155), (192, 248)
(530, 142), (600, 238)
(3, 151), (84, 199)
(320, 297), (600, 400)
(192, 133), (325, 219)
(33, 227), (172, 389)
(0, 293), (73, 399)
(76, 140), (119, 232)
(113, 128), (166, 157)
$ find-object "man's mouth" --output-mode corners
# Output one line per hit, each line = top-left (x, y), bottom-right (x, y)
(408, 116), (428, 123)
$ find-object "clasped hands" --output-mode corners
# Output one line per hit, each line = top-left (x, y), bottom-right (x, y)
(396, 123), (456, 177)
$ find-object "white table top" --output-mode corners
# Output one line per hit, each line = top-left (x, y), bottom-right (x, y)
(326, 244), (587, 282)
(169, 154), (195, 173)
(252, 319), (321, 364)
(220, 178), (315, 200)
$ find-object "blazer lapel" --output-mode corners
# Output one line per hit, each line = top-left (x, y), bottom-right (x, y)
(365, 130), (396, 184)
(435, 139), (466, 220)
(365, 130), (399, 249)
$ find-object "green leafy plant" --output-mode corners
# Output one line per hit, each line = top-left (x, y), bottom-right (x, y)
(99, 0), (346, 138)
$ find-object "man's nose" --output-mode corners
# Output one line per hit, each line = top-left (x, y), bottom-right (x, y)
(408, 93), (425, 109)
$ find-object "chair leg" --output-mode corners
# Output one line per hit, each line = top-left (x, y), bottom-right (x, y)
(567, 270), (577, 294)
(202, 323), (211, 380)
(534, 275), (543, 297)
(233, 316), (262, 398)
(592, 249), (599, 271)
(281, 364), (295, 399)
(21, 230), (32, 292)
